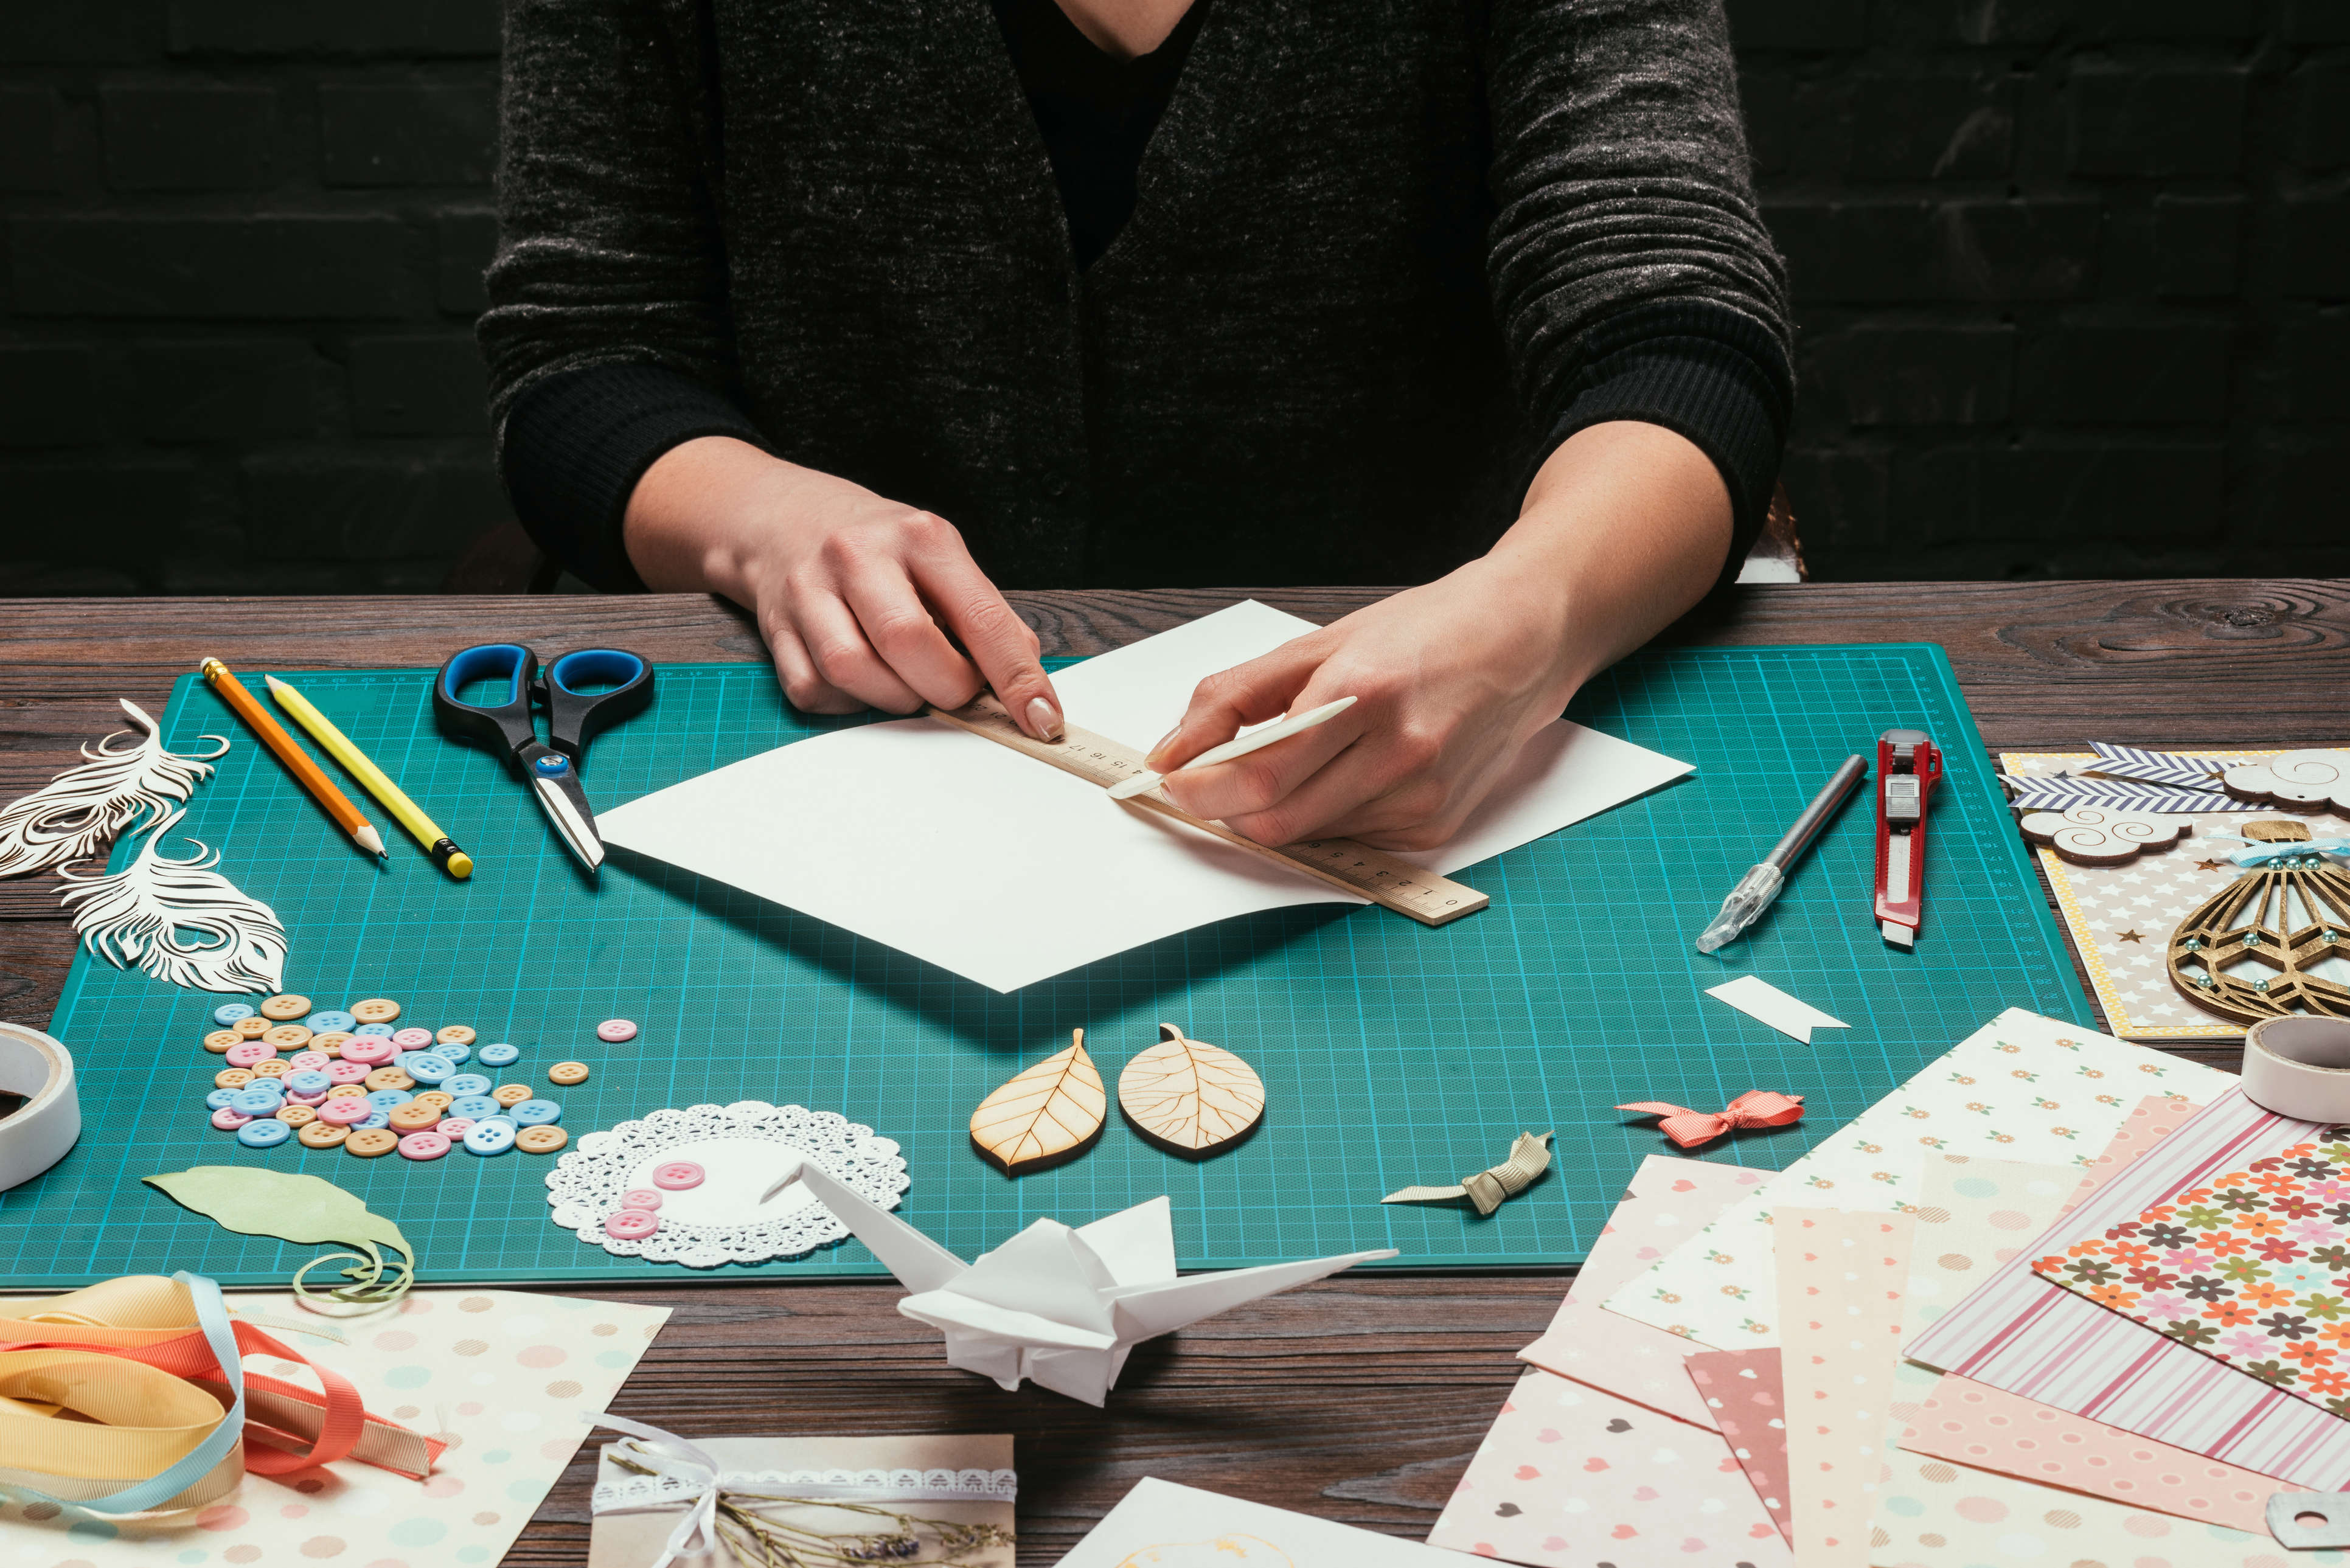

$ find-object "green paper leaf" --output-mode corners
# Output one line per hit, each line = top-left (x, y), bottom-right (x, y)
(144, 1166), (414, 1280)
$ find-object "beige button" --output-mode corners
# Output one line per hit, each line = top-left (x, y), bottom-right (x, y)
(250, 1059), (290, 1079)
(234, 1016), (271, 1038)
(413, 1091), (453, 1112)
(202, 1030), (242, 1053)
(275, 1103), (316, 1126)
(259, 994), (311, 1021)
(214, 1068), (254, 1089)
(547, 1061), (590, 1086)
(325, 1084), (366, 1099)
(435, 1025), (476, 1046)
(365, 1067), (415, 1093)
(311, 1032), (352, 1057)
(516, 1125), (568, 1154)
(492, 1083), (532, 1108)
(345, 1128), (399, 1158)
(388, 1103), (440, 1133)
(299, 1122), (349, 1149)
(350, 998), (402, 1024)
(263, 1024), (313, 1049)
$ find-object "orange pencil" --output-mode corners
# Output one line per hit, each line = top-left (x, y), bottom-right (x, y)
(198, 657), (387, 857)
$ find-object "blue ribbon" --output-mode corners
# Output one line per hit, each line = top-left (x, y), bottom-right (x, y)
(1, 1271), (248, 1516)
(2221, 839), (2350, 869)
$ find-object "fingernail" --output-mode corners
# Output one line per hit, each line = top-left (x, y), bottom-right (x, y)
(1027, 697), (1063, 741)
(1147, 727), (1180, 766)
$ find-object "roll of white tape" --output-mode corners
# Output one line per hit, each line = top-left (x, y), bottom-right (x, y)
(2242, 1017), (2350, 1125)
(0, 1021), (79, 1190)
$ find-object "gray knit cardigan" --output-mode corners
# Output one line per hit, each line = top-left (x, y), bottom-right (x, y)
(481, 0), (1793, 592)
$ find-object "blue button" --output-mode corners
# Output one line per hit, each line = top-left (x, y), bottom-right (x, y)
(305, 1009), (356, 1033)
(237, 1118), (291, 1148)
(206, 1088), (240, 1111)
(448, 1094), (500, 1120)
(436, 1042), (471, 1064)
(365, 1089), (410, 1112)
(443, 1074), (492, 1098)
(476, 1042), (519, 1067)
(283, 1070), (331, 1095)
(462, 1120), (516, 1156)
(358, 1111), (391, 1129)
(212, 1003), (255, 1025)
(509, 1099), (561, 1126)
(355, 1022), (395, 1037)
(231, 1087), (283, 1115)
(399, 1052), (454, 1084)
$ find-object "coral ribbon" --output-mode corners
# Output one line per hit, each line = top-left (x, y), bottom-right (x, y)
(1618, 1090), (1804, 1149)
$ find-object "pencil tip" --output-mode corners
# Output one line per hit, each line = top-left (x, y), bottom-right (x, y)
(356, 824), (388, 856)
(264, 675), (287, 692)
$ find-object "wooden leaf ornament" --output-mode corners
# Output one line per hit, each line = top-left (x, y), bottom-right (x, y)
(969, 1029), (1105, 1174)
(1118, 1024), (1266, 1156)
(2019, 805), (2192, 866)
(2222, 749), (2350, 814)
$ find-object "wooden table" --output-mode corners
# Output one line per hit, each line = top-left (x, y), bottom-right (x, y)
(2, 580), (2343, 1564)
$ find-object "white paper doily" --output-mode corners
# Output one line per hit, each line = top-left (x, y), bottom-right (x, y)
(546, 1101), (908, 1268)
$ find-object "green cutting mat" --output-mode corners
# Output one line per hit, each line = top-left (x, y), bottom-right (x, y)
(6, 642), (2089, 1287)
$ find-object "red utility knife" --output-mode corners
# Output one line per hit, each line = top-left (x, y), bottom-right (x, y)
(1874, 727), (1942, 948)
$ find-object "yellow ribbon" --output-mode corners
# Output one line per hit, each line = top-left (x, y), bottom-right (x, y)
(0, 1348), (244, 1510)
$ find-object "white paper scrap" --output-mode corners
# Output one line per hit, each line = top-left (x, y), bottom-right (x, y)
(599, 600), (1691, 991)
(1705, 974), (1850, 1042)
(1057, 1478), (1455, 1566)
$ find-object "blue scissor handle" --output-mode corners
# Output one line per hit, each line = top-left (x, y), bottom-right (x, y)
(434, 643), (543, 759)
(543, 648), (652, 760)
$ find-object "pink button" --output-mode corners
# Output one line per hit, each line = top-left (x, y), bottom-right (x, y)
(210, 1107), (252, 1129)
(288, 1051), (330, 1072)
(341, 1037), (395, 1065)
(438, 1117), (475, 1138)
(225, 1041), (277, 1067)
(316, 1097), (371, 1125)
(620, 1188), (664, 1211)
(287, 1089), (327, 1106)
(391, 1028), (433, 1049)
(397, 1131), (451, 1160)
(325, 1060), (369, 1084)
(597, 1018), (638, 1042)
(650, 1161), (704, 1191)
(605, 1208), (661, 1240)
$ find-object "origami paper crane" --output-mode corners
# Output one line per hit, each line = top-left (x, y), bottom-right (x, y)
(768, 1159), (1396, 1404)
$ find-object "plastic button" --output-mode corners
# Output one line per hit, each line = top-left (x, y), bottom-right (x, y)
(205, 1088), (240, 1111)
(390, 1027), (433, 1049)
(249, 1058), (289, 1079)
(412, 1090), (454, 1112)
(299, 1122), (349, 1148)
(275, 1103), (316, 1127)
(340, 1036), (396, 1066)
(651, 1160), (704, 1190)
(448, 1094), (501, 1120)
(234, 1016), (271, 1038)
(353, 1022), (396, 1037)
(357, 1111), (391, 1129)
(436, 1042), (471, 1064)
(214, 1068), (253, 1089)
(202, 1030), (242, 1053)
(284, 1070), (331, 1097)
(364, 1067), (414, 1093)
(318, 1097), (372, 1126)
(439, 1117), (475, 1139)
(620, 1188), (663, 1211)
(210, 1107), (252, 1130)
(462, 1120), (516, 1156)
(596, 1019), (637, 1042)
(365, 1088), (412, 1112)
(605, 1208), (659, 1241)
(400, 1052), (454, 1084)
(350, 999), (401, 1024)
(324, 1060), (369, 1085)
(492, 1084), (532, 1108)
(310, 1032), (353, 1058)
(259, 994), (311, 1021)
(263, 1024), (313, 1050)
(436, 1025), (476, 1046)
(443, 1074), (492, 1098)
(237, 1118), (292, 1148)
(324, 1084), (366, 1098)
(509, 1098), (561, 1126)
(476, 1042), (520, 1067)
(388, 1103), (440, 1134)
(212, 1002), (256, 1025)
(397, 1131), (451, 1161)
(287, 1050), (330, 1073)
(231, 1086), (283, 1115)
(225, 1041), (277, 1068)
(516, 1126), (568, 1154)
(345, 1128), (399, 1157)
(305, 1010), (356, 1033)
(548, 1061), (591, 1086)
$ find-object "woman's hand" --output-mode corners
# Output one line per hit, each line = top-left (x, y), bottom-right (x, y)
(1150, 421), (1736, 850)
(624, 435), (1065, 738)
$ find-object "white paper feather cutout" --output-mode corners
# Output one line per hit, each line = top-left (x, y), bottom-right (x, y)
(0, 699), (230, 878)
(58, 807), (286, 993)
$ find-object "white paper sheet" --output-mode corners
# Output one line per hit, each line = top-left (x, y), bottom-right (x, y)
(1059, 1477), (1455, 1566)
(599, 601), (1691, 991)
(1704, 974), (1850, 1042)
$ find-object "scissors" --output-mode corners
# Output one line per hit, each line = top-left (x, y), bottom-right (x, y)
(433, 644), (653, 871)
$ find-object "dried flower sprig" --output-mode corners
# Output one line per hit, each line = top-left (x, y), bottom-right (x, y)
(607, 1454), (1013, 1568)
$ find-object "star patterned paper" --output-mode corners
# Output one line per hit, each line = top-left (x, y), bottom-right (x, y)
(2032, 1133), (2350, 1421)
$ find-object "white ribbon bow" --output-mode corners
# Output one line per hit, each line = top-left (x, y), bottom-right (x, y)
(585, 1413), (726, 1568)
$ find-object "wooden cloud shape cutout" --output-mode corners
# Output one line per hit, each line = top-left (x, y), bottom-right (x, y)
(1118, 1024), (1266, 1157)
(2223, 749), (2350, 814)
(968, 1028), (1105, 1174)
(2018, 805), (2193, 866)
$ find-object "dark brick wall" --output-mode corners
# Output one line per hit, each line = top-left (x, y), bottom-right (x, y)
(0, 0), (2341, 592)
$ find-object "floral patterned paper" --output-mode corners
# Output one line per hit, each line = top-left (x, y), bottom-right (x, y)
(2033, 1131), (2350, 1420)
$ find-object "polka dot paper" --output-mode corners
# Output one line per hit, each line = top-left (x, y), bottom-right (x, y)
(0, 1288), (669, 1568)
(1775, 1209), (1915, 1568)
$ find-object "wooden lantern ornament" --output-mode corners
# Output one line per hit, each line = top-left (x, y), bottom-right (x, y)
(2167, 820), (2350, 1025)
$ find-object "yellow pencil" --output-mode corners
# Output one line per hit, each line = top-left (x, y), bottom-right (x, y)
(265, 675), (475, 879)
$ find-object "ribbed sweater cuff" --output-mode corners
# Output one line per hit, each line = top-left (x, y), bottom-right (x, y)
(1542, 300), (1793, 589)
(500, 363), (770, 592)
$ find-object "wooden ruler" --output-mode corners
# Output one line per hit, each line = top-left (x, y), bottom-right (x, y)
(927, 695), (1488, 926)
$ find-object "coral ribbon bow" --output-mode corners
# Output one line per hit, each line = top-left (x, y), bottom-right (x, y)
(1618, 1090), (1804, 1149)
